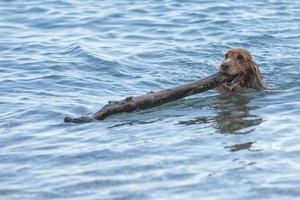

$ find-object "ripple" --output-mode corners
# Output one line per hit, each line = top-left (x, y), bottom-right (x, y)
(1, 0), (300, 199)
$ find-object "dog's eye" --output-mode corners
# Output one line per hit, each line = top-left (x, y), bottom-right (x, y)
(237, 54), (244, 61)
(225, 53), (229, 59)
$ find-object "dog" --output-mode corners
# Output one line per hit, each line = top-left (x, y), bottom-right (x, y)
(219, 48), (264, 91)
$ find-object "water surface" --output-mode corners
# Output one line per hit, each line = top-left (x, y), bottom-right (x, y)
(1, 0), (300, 199)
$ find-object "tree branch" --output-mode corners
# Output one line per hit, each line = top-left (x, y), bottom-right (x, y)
(64, 72), (234, 123)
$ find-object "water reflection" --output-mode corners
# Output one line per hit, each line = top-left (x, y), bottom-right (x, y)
(179, 92), (263, 134)
(108, 119), (160, 129)
(212, 93), (263, 134)
(225, 142), (254, 152)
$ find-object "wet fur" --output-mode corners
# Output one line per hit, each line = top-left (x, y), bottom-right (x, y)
(219, 48), (264, 91)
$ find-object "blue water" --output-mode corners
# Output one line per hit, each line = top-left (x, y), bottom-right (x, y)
(1, 0), (300, 199)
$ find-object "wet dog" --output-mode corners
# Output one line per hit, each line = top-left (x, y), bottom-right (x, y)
(219, 48), (264, 91)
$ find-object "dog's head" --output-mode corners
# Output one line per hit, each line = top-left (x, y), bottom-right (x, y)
(219, 48), (264, 90)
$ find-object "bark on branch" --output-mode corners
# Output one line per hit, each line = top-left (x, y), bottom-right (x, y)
(64, 72), (234, 123)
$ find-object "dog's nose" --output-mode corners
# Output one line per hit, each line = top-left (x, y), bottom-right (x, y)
(221, 64), (229, 70)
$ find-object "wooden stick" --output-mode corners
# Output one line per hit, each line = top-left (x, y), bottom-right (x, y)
(64, 72), (234, 123)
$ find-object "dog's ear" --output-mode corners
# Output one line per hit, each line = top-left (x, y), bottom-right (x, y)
(240, 60), (264, 89)
(248, 61), (264, 89)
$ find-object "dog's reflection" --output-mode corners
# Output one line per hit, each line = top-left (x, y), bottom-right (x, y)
(179, 92), (263, 134)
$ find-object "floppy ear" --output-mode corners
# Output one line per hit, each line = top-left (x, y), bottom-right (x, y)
(241, 60), (265, 89)
(248, 61), (265, 89)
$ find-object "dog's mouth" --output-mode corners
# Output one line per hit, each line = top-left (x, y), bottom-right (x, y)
(223, 73), (243, 89)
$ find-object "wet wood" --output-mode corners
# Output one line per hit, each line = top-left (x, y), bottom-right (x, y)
(64, 72), (235, 123)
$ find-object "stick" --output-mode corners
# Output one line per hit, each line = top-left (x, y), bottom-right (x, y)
(64, 72), (234, 123)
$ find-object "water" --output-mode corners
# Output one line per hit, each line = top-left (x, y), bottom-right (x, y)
(1, 0), (300, 199)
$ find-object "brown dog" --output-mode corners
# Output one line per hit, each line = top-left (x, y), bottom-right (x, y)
(219, 48), (264, 91)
